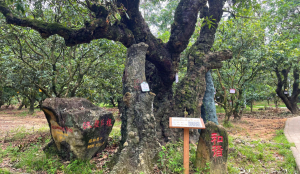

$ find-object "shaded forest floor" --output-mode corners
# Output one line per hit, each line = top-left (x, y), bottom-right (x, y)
(0, 107), (298, 173)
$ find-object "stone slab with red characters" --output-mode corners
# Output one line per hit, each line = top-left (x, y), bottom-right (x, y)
(195, 121), (228, 174)
(41, 97), (114, 160)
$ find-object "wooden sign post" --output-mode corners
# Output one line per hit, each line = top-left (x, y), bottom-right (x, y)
(169, 117), (205, 174)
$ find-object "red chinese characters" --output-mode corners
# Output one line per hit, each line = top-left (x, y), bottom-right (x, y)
(82, 121), (92, 129)
(211, 133), (223, 157)
(106, 119), (112, 126)
(83, 118), (113, 130)
(94, 120), (100, 128)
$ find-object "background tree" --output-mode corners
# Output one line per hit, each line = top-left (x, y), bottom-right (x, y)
(0, 25), (116, 98)
(212, 13), (267, 122)
(266, 0), (300, 114)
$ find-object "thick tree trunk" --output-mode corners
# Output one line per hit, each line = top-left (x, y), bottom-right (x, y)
(275, 67), (300, 114)
(233, 90), (243, 120)
(111, 43), (160, 174)
(290, 101), (299, 114)
(277, 94), (299, 114)
(276, 88), (299, 114)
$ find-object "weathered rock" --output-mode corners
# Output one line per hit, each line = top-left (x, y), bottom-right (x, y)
(195, 121), (228, 174)
(41, 98), (114, 160)
(201, 70), (218, 125)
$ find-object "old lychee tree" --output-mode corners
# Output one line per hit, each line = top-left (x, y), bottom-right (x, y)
(0, 0), (232, 172)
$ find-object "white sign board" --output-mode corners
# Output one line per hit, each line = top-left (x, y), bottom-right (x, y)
(141, 82), (150, 92)
(169, 117), (205, 129)
(175, 73), (179, 83)
(230, 89), (236, 94)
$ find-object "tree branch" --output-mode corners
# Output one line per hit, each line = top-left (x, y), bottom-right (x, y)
(204, 50), (233, 69)
(166, 0), (207, 54)
(0, 1), (135, 47)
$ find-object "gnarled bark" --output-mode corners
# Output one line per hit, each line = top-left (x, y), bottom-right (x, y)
(275, 67), (300, 114)
(111, 43), (160, 174)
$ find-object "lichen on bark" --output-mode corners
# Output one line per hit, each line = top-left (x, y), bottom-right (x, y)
(201, 70), (218, 125)
(110, 43), (160, 174)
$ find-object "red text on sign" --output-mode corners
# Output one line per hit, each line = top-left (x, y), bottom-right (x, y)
(83, 119), (113, 129)
(211, 133), (223, 157)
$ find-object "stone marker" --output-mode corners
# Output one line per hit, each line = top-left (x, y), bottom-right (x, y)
(41, 97), (114, 160)
(195, 121), (228, 174)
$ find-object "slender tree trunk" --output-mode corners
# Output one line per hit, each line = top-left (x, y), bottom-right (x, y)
(38, 99), (43, 109)
(224, 110), (232, 124)
(18, 102), (24, 110)
(28, 97), (35, 115)
(110, 98), (116, 107)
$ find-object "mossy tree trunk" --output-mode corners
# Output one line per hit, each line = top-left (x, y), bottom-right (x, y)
(111, 43), (160, 174)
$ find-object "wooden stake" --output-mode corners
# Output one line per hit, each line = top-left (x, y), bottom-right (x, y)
(183, 128), (189, 174)
(169, 117), (205, 174)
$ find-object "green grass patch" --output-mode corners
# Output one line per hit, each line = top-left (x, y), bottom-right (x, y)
(1, 125), (49, 142)
(223, 121), (234, 128)
(228, 129), (297, 173)
(97, 103), (115, 108)
(157, 140), (185, 173)
(0, 168), (11, 174)
(157, 140), (211, 174)
(15, 110), (38, 117)
(109, 120), (121, 138)
(216, 105), (225, 113)
(0, 139), (100, 174)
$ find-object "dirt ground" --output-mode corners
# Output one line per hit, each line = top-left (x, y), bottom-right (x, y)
(218, 108), (295, 140)
(0, 107), (295, 145)
(0, 109), (48, 143)
(0, 107), (298, 173)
